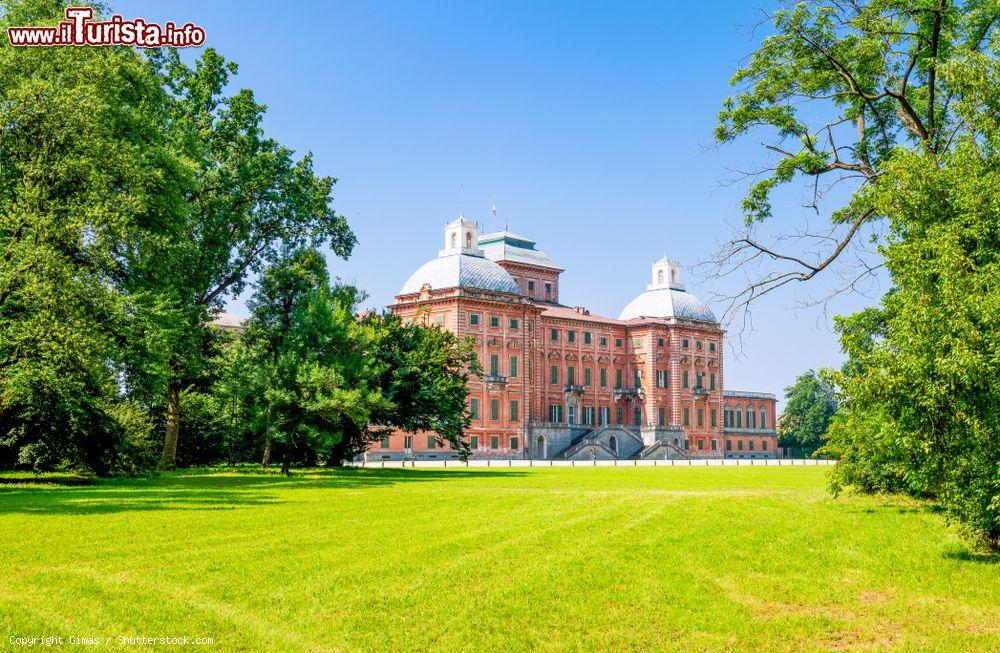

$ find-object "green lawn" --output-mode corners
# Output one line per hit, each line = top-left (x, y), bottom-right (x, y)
(1, 467), (998, 652)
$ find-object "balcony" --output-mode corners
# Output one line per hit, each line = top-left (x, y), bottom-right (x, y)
(694, 387), (710, 397)
(564, 384), (585, 396)
(485, 374), (508, 389)
(613, 387), (641, 401)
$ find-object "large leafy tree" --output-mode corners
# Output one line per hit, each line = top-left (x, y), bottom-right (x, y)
(777, 370), (838, 456)
(716, 1), (1000, 548)
(327, 312), (476, 464)
(0, 0), (189, 473)
(141, 49), (357, 469)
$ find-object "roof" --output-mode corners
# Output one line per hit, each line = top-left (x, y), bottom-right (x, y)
(538, 304), (624, 325)
(478, 231), (562, 270)
(618, 287), (717, 323)
(399, 252), (521, 296)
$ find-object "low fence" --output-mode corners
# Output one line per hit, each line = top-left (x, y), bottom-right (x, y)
(349, 458), (836, 469)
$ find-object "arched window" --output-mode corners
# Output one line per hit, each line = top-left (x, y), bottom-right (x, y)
(671, 269), (677, 284)
(736, 406), (743, 428)
(450, 232), (457, 248)
(609, 435), (618, 456)
(657, 269), (664, 284)
(748, 409), (756, 428)
(465, 232), (472, 248)
(760, 409), (767, 429)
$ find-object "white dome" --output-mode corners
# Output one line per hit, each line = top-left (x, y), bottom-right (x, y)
(618, 287), (716, 322)
(400, 253), (521, 296)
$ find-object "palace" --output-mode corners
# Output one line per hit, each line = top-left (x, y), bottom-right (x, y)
(369, 216), (777, 461)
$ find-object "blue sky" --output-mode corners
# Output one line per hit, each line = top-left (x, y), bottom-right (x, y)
(123, 0), (886, 408)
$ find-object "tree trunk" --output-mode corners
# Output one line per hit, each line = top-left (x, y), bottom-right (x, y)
(158, 384), (181, 470)
(261, 413), (272, 467)
(280, 452), (290, 476)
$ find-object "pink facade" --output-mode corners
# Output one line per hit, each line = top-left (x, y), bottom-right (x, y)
(371, 218), (776, 461)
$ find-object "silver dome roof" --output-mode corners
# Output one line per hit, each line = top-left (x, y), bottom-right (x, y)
(399, 253), (521, 296)
(618, 287), (716, 322)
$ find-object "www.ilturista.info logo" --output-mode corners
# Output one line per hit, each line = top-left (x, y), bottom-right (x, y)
(7, 7), (205, 48)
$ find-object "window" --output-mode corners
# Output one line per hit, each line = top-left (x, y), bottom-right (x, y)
(583, 406), (595, 425)
(760, 409), (767, 429)
(509, 356), (518, 378)
(511, 436), (519, 450)
(682, 339), (689, 348)
(632, 337), (641, 348)
(599, 406), (610, 425)
(528, 280), (535, 292)
(711, 439), (718, 452)
(710, 373), (716, 390)
(736, 409), (743, 428)
(545, 282), (552, 295)
(490, 354), (499, 376)
(709, 342), (716, 352)
(471, 436), (479, 450)
(568, 405), (577, 425)
(600, 336), (608, 347)
(584, 368), (592, 386)
(682, 371), (689, 388)
(633, 407), (642, 426)
(683, 407), (690, 426)
(633, 369), (642, 388)
(615, 338), (622, 348)
(600, 368), (607, 388)
(711, 409), (717, 427)
(491, 436), (499, 450)
(470, 398), (479, 419)
(427, 435), (436, 449)
(656, 370), (668, 388)
(380, 436), (391, 449)
(696, 341), (702, 350)
(550, 328), (559, 341)
(584, 332), (592, 344)
(698, 439), (704, 450)
(434, 314), (444, 326)
(749, 440), (755, 451)
(469, 313), (479, 325)
(568, 330), (576, 343)
(510, 400), (519, 422)
(696, 372), (703, 390)
(509, 318), (519, 330)
(404, 435), (412, 449)
(762, 440), (768, 451)
(738, 440), (744, 451)
(550, 365), (559, 385)
(658, 407), (665, 426)
(567, 366), (576, 385)
(684, 440), (689, 450)
(658, 337), (664, 347)
(726, 440), (732, 451)
(465, 232), (473, 248)
(490, 315), (499, 327)
(616, 406), (623, 425)
(615, 369), (623, 389)
(697, 408), (704, 427)
(549, 405), (563, 423)
(748, 410), (756, 428)
(490, 399), (499, 421)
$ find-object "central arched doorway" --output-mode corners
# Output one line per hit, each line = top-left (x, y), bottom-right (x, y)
(536, 435), (547, 459)
(609, 435), (618, 457)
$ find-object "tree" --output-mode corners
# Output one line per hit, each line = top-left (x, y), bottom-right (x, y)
(141, 49), (357, 469)
(326, 312), (475, 465)
(0, 0), (189, 473)
(717, 0), (1000, 549)
(777, 370), (838, 456)
(712, 0), (996, 322)
(241, 255), (386, 474)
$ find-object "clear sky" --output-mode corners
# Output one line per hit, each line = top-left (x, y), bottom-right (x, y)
(123, 0), (886, 410)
